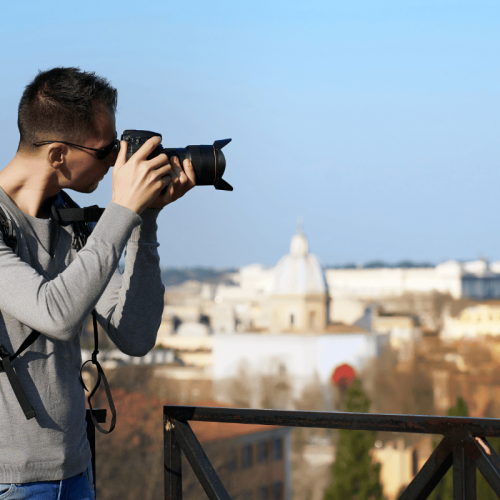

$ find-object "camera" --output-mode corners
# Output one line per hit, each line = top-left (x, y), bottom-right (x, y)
(121, 130), (233, 191)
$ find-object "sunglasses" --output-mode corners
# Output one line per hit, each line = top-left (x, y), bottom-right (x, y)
(33, 138), (119, 160)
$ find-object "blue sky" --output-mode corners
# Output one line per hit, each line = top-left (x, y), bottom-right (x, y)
(0, 0), (499, 267)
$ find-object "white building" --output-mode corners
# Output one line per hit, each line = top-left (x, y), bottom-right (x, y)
(213, 331), (388, 409)
(211, 257), (500, 327)
(325, 259), (500, 303)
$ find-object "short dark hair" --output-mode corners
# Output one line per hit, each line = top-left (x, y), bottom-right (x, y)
(18, 67), (117, 152)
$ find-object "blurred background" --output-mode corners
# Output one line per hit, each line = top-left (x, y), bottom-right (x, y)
(2, 1), (500, 499)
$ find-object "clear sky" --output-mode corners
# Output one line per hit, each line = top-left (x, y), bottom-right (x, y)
(0, 0), (499, 268)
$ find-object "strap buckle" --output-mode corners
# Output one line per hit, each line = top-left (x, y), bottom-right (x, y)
(0, 344), (10, 359)
(83, 206), (102, 222)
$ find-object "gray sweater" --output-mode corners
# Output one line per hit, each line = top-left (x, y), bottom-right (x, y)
(0, 188), (165, 483)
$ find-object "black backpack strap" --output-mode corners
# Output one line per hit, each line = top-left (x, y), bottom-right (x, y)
(0, 331), (42, 419)
(0, 207), (17, 250)
(10, 329), (42, 363)
(0, 344), (36, 419)
(0, 207), (38, 419)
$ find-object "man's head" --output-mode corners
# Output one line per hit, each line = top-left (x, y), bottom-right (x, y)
(18, 67), (117, 154)
(16, 68), (119, 194)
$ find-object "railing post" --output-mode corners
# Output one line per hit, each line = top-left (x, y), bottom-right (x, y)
(453, 443), (466, 500)
(464, 448), (477, 499)
(164, 412), (182, 500)
(465, 436), (500, 496)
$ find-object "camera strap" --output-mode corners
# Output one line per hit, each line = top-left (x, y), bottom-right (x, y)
(53, 205), (105, 224)
(79, 310), (116, 434)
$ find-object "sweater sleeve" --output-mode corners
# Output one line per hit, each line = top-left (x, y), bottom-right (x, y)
(0, 203), (141, 340)
(94, 208), (165, 356)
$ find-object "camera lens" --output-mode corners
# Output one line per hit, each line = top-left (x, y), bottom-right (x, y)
(121, 130), (233, 191)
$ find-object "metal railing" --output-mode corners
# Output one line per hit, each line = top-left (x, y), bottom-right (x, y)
(163, 405), (500, 500)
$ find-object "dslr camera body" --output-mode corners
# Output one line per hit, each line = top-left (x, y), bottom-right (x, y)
(121, 130), (233, 191)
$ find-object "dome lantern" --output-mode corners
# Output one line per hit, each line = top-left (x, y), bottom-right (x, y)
(272, 221), (327, 296)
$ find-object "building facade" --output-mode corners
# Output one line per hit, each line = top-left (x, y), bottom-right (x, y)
(184, 420), (292, 500)
(441, 302), (500, 341)
(212, 331), (388, 409)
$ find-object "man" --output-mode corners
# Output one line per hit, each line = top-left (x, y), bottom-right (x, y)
(0, 67), (194, 498)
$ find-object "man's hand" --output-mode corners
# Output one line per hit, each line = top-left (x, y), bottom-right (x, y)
(111, 136), (174, 214)
(147, 155), (196, 209)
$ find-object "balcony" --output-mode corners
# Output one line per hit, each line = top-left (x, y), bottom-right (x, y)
(87, 406), (500, 499)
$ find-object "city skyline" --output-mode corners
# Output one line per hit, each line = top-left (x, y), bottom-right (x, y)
(0, 1), (499, 267)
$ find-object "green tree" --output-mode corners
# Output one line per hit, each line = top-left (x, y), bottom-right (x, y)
(428, 396), (500, 500)
(324, 379), (385, 500)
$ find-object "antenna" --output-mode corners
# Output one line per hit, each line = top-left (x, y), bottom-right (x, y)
(296, 216), (304, 235)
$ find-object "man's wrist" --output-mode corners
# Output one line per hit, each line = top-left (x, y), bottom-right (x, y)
(129, 208), (160, 243)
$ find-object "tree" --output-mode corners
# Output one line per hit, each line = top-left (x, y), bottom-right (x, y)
(324, 379), (385, 500)
(363, 345), (435, 417)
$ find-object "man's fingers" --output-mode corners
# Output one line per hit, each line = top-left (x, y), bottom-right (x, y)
(169, 156), (184, 179)
(160, 174), (173, 189)
(145, 155), (196, 209)
(131, 135), (162, 162)
(147, 152), (170, 170)
(152, 162), (174, 180)
(182, 159), (196, 186)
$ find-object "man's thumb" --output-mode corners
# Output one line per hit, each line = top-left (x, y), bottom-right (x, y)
(115, 140), (128, 168)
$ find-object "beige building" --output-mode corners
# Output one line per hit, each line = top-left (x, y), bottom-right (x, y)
(372, 313), (422, 363)
(371, 437), (434, 500)
(441, 302), (500, 340)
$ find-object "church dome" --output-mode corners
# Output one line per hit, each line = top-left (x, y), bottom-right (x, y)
(272, 225), (327, 295)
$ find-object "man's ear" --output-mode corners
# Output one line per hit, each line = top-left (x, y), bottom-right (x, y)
(46, 143), (69, 171)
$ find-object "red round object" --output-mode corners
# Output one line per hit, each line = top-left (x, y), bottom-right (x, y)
(332, 364), (356, 386)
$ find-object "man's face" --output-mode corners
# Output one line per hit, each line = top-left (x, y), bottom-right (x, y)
(62, 106), (118, 194)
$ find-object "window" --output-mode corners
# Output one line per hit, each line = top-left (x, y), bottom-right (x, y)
(412, 449), (418, 477)
(272, 481), (284, 500)
(257, 441), (269, 463)
(273, 438), (283, 461)
(227, 448), (237, 473)
(242, 444), (253, 469)
(259, 486), (269, 500)
(309, 311), (316, 328)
